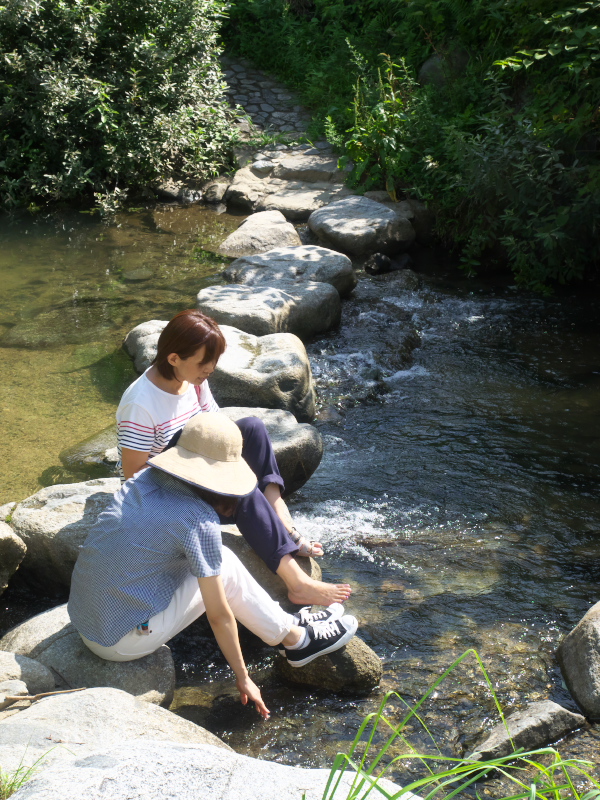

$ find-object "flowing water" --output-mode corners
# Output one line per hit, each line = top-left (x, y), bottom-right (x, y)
(1, 208), (600, 784)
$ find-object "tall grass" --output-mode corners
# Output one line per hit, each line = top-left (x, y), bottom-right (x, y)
(322, 649), (600, 800)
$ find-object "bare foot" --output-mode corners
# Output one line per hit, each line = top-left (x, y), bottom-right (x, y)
(292, 536), (324, 558)
(287, 580), (351, 606)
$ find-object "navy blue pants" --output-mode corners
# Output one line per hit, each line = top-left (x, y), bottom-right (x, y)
(219, 417), (299, 573)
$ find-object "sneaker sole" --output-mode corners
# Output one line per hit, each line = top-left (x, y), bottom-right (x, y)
(287, 616), (358, 668)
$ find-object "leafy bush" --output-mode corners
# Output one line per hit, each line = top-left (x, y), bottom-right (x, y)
(225, 0), (600, 290)
(0, 0), (237, 209)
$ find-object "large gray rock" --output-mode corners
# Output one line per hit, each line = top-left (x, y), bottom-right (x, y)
(0, 605), (175, 706)
(0, 521), (26, 594)
(0, 680), (28, 710)
(197, 282), (341, 340)
(221, 406), (322, 494)
(0, 651), (55, 695)
(223, 245), (356, 297)
(221, 528), (321, 610)
(272, 155), (341, 183)
(10, 478), (120, 591)
(468, 701), (586, 760)
(9, 739), (409, 800)
(123, 322), (317, 421)
(224, 166), (270, 212)
(0, 688), (228, 776)
(308, 196), (416, 256)
(558, 600), (600, 717)
(256, 185), (352, 221)
(217, 210), (302, 257)
(278, 636), (382, 693)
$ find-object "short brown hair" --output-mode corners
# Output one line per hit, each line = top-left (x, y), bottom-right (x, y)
(153, 310), (226, 380)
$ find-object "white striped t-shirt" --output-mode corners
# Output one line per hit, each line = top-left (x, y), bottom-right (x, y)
(117, 370), (219, 468)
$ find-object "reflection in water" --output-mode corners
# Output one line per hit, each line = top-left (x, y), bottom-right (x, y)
(1, 209), (600, 777)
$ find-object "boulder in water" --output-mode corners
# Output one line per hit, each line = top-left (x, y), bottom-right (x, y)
(0, 522), (26, 594)
(217, 210), (301, 257)
(557, 600), (600, 717)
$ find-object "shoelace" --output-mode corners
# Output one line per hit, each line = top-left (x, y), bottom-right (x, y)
(296, 606), (330, 625)
(311, 619), (340, 640)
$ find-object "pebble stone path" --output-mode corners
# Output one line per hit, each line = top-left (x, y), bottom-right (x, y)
(222, 55), (313, 136)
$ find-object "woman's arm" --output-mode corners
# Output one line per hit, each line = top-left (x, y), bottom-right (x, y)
(198, 575), (270, 719)
(121, 447), (151, 480)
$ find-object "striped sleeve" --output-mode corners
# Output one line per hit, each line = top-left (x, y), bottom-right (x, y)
(117, 403), (155, 453)
(196, 381), (219, 413)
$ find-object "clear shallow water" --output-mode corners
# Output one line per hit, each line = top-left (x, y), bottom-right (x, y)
(1, 210), (600, 784)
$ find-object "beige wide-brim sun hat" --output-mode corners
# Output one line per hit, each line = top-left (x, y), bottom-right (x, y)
(148, 412), (257, 497)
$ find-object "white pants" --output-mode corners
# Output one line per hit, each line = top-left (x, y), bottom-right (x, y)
(81, 547), (294, 662)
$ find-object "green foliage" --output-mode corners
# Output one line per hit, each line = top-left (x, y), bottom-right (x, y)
(0, 0), (238, 210)
(322, 649), (600, 800)
(225, 0), (600, 290)
(0, 749), (53, 799)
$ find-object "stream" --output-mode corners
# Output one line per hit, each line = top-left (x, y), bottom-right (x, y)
(1, 206), (599, 784)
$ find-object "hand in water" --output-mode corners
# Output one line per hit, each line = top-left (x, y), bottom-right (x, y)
(236, 675), (270, 720)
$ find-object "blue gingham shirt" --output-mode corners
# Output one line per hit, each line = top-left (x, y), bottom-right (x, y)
(68, 467), (222, 647)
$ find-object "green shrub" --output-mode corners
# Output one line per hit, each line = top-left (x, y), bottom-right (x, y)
(0, 0), (237, 209)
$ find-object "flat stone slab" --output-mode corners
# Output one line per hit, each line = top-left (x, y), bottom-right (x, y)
(197, 283), (341, 340)
(221, 406), (322, 494)
(9, 478), (120, 591)
(8, 739), (410, 800)
(0, 521), (26, 594)
(0, 688), (227, 776)
(257, 185), (352, 221)
(272, 154), (341, 182)
(0, 605), (175, 706)
(468, 700), (586, 760)
(223, 245), (356, 298)
(216, 210), (301, 257)
(0, 651), (55, 695)
(308, 195), (416, 256)
(277, 635), (382, 693)
(558, 599), (600, 717)
(123, 322), (317, 421)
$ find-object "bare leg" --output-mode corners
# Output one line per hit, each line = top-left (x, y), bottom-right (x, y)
(277, 554), (351, 606)
(264, 483), (324, 557)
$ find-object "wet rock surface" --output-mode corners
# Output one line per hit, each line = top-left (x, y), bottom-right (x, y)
(0, 605), (175, 706)
(224, 245), (356, 298)
(197, 282), (341, 340)
(308, 196), (416, 256)
(9, 479), (120, 591)
(468, 700), (586, 760)
(0, 522), (26, 594)
(0, 688), (227, 776)
(277, 635), (382, 692)
(558, 600), (600, 718)
(217, 210), (301, 257)
(8, 739), (404, 800)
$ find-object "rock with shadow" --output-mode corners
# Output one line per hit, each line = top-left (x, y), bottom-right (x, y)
(223, 244), (356, 297)
(197, 282), (341, 340)
(0, 687), (227, 777)
(0, 606), (175, 707)
(467, 700), (586, 760)
(8, 478), (120, 592)
(216, 210), (301, 257)
(123, 321), (318, 421)
(0, 522), (26, 595)
(0, 651), (55, 695)
(557, 599), (600, 718)
(277, 635), (382, 693)
(308, 196), (416, 257)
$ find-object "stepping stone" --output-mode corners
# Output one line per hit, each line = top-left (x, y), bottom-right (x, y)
(257, 185), (352, 221)
(224, 245), (356, 297)
(0, 605), (175, 706)
(272, 155), (341, 183)
(196, 282), (341, 340)
(216, 210), (301, 256)
(308, 195), (416, 256)
(123, 321), (317, 421)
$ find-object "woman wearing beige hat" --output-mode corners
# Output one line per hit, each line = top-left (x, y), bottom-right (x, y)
(116, 308), (351, 607)
(68, 413), (358, 719)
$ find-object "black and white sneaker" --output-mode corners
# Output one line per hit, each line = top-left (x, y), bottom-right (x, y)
(277, 603), (345, 655)
(284, 615), (358, 668)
